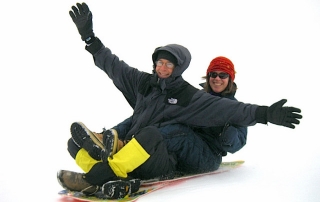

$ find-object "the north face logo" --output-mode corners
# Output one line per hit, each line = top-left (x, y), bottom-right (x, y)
(168, 98), (178, 104)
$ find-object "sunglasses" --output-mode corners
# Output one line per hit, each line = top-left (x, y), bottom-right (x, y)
(208, 72), (229, 79)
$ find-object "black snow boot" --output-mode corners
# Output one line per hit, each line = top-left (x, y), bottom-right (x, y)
(101, 179), (141, 199)
(70, 122), (102, 160)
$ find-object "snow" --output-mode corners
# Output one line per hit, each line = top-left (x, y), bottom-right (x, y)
(1, 0), (319, 202)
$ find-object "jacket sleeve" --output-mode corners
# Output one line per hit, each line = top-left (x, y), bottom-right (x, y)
(85, 37), (144, 108)
(219, 125), (247, 153)
(174, 91), (259, 127)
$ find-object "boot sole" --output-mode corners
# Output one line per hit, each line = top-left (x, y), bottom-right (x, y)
(102, 179), (141, 199)
(104, 129), (119, 158)
(102, 180), (130, 199)
(70, 122), (94, 148)
(91, 129), (118, 159)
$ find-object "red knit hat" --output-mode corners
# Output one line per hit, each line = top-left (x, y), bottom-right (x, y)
(206, 56), (236, 81)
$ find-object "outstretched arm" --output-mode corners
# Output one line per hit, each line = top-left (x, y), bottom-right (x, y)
(177, 91), (302, 130)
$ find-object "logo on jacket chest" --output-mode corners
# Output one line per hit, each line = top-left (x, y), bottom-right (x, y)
(168, 98), (178, 104)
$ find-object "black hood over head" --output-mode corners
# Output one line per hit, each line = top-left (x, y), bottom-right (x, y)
(152, 44), (191, 78)
(155, 51), (178, 66)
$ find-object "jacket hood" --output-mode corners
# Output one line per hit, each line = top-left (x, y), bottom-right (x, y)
(152, 44), (191, 78)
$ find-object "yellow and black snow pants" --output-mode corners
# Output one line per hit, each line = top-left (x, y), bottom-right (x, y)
(67, 126), (177, 185)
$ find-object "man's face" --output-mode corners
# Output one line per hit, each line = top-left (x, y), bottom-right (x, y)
(155, 59), (175, 79)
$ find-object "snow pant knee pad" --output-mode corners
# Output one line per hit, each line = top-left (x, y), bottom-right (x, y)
(67, 138), (80, 159)
(84, 162), (118, 186)
(108, 138), (150, 178)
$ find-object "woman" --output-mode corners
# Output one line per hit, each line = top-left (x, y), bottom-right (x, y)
(156, 56), (247, 174)
(195, 56), (247, 157)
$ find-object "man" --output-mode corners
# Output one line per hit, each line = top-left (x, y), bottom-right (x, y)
(58, 2), (302, 199)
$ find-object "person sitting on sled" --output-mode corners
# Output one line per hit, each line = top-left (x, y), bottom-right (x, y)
(57, 2), (302, 200)
(68, 56), (248, 176)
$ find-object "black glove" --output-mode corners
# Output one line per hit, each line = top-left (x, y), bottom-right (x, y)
(69, 3), (95, 42)
(256, 99), (302, 129)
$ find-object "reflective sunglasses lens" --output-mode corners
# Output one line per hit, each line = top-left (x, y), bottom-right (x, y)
(219, 73), (229, 79)
(209, 72), (218, 78)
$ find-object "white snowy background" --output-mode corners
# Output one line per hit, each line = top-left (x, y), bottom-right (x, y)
(1, 0), (319, 201)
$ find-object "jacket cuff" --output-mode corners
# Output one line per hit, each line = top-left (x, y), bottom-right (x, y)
(255, 106), (268, 124)
(85, 37), (103, 55)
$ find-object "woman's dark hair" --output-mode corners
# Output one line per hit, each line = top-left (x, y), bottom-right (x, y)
(202, 75), (237, 96)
